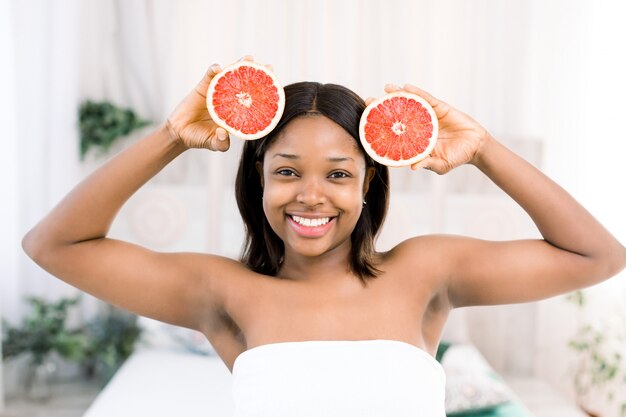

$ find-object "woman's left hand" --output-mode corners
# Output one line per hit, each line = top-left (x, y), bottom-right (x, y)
(366, 84), (489, 174)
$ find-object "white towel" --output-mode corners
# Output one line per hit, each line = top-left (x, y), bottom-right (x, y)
(232, 339), (446, 417)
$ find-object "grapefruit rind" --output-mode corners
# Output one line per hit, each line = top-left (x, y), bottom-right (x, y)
(359, 91), (438, 167)
(206, 61), (285, 140)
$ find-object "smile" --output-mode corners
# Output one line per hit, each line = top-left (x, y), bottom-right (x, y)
(290, 215), (331, 227)
(287, 214), (336, 238)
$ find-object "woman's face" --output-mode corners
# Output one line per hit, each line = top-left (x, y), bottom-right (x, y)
(258, 115), (374, 260)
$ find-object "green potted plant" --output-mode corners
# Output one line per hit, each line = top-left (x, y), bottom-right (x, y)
(1, 295), (88, 401)
(80, 302), (143, 386)
(78, 100), (150, 160)
(566, 290), (626, 417)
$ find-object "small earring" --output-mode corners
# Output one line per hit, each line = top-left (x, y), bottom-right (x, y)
(362, 200), (367, 206)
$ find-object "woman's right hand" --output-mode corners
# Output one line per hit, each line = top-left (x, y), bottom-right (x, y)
(166, 63), (230, 152)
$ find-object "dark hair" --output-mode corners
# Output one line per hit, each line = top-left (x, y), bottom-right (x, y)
(235, 82), (390, 284)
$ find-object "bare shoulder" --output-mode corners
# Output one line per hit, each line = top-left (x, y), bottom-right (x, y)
(188, 253), (260, 328)
(379, 234), (462, 299)
(385, 234), (489, 269)
(382, 234), (463, 269)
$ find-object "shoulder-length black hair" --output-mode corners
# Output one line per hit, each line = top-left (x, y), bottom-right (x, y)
(235, 82), (390, 284)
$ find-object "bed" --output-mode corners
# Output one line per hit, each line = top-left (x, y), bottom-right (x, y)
(83, 316), (585, 417)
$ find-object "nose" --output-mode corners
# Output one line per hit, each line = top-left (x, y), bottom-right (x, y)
(296, 177), (326, 207)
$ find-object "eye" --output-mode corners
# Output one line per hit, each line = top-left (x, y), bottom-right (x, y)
(329, 171), (350, 179)
(276, 168), (298, 177)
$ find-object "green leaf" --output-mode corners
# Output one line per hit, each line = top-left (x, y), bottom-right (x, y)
(79, 100), (150, 160)
(1, 295), (83, 362)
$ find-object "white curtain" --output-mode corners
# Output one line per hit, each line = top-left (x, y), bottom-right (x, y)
(0, 1), (81, 333)
(2, 0), (626, 412)
(0, 0), (17, 409)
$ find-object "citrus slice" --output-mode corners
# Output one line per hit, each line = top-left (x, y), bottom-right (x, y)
(359, 91), (438, 167)
(206, 61), (285, 140)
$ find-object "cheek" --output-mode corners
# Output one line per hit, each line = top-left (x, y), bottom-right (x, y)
(331, 186), (365, 220)
(260, 190), (285, 236)
(261, 182), (293, 224)
(336, 189), (362, 209)
(263, 181), (292, 205)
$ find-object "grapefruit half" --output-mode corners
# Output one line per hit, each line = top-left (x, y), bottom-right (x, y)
(207, 61), (285, 140)
(359, 91), (438, 167)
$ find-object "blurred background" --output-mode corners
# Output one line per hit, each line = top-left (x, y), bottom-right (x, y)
(1, 0), (625, 416)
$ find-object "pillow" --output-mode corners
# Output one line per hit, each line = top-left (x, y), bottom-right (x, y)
(440, 344), (514, 416)
(436, 340), (453, 362)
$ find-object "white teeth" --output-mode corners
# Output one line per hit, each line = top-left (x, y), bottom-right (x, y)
(291, 215), (331, 227)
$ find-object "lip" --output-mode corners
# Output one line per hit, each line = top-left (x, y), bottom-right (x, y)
(286, 214), (336, 238)
(287, 212), (338, 219)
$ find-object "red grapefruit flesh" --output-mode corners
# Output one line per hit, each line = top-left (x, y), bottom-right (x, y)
(207, 61), (285, 140)
(359, 91), (438, 167)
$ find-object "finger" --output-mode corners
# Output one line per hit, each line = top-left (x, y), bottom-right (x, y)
(403, 83), (453, 119)
(239, 55), (254, 62)
(265, 64), (275, 73)
(195, 63), (222, 96)
(216, 127), (228, 141)
(428, 157), (451, 174)
(365, 97), (376, 106)
(214, 134), (231, 152)
(209, 129), (230, 152)
(384, 83), (402, 94)
(411, 156), (450, 174)
(402, 84), (440, 106)
(410, 158), (431, 171)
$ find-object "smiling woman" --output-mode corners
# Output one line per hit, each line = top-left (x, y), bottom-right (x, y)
(19, 56), (626, 417)
(260, 116), (374, 269)
(235, 82), (389, 283)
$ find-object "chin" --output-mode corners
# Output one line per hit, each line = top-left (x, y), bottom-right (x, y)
(289, 242), (331, 258)
(289, 237), (350, 259)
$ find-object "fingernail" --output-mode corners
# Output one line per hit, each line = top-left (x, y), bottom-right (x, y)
(217, 130), (227, 141)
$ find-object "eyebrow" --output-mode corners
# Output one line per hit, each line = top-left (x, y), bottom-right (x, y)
(273, 153), (354, 162)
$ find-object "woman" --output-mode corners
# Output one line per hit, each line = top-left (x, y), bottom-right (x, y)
(22, 57), (626, 416)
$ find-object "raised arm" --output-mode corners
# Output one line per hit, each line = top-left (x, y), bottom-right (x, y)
(22, 63), (237, 331)
(381, 84), (626, 308)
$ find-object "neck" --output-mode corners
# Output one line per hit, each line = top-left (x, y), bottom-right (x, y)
(278, 242), (354, 283)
